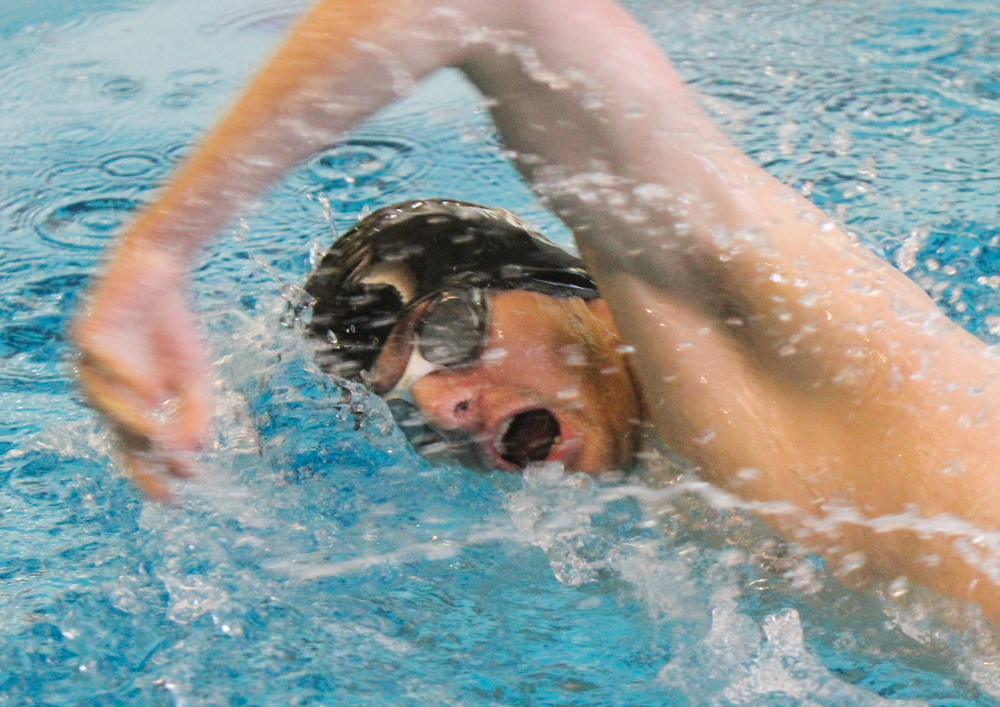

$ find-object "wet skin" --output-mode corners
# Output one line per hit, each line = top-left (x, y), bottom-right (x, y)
(371, 290), (644, 474)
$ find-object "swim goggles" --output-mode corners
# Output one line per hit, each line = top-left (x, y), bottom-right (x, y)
(380, 287), (564, 469)
(380, 288), (489, 402)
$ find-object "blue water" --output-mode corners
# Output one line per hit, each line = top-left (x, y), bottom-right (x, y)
(3, 0), (1000, 704)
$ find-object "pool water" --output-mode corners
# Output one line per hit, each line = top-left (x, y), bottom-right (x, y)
(3, 0), (1000, 704)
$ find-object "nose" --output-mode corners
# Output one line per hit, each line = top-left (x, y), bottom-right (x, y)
(411, 369), (484, 433)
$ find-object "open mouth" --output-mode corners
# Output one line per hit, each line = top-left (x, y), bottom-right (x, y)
(389, 399), (564, 472)
(496, 408), (561, 469)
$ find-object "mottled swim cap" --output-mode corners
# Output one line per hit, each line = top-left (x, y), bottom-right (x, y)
(305, 199), (599, 381)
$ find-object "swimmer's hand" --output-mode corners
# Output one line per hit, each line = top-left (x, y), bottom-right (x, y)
(73, 242), (212, 502)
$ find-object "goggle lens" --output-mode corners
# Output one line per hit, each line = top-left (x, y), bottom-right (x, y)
(414, 290), (487, 367)
(379, 289), (489, 401)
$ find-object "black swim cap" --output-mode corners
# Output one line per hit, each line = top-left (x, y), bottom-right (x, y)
(304, 199), (599, 381)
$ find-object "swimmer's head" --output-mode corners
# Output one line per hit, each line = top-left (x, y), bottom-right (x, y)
(304, 199), (641, 475)
(304, 199), (599, 382)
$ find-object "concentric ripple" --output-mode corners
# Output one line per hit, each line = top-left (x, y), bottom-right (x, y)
(818, 83), (963, 137)
(163, 140), (196, 163)
(36, 196), (142, 250)
(851, 6), (969, 68)
(41, 164), (106, 193)
(199, 2), (309, 36)
(299, 137), (431, 212)
(99, 150), (163, 178)
(161, 68), (222, 109)
(49, 123), (108, 147)
(98, 76), (143, 100)
(858, 31), (965, 69)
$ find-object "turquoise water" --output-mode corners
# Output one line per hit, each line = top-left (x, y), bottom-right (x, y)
(3, 0), (1000, 704)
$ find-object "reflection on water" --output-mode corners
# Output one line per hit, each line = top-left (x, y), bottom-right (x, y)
(2, 0), (1000, 704)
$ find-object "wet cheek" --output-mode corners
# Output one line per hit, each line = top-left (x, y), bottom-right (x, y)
(479, 346), (508, 365)
(485, 343), (552, 379)
(557, 385), (583, 407)
(589, 370), (638, 435)
(599, 362), (627, 377)
(410, 374), (474, 430)
(560, 344), (588, 367)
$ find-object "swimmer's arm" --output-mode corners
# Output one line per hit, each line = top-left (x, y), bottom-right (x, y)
(73, 0), (491, 499)
(460, 1), (1000, 617)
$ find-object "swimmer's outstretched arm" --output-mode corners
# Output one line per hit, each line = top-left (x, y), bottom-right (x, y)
(74, 0), (1000, 621)
(73, 0), (483, 499)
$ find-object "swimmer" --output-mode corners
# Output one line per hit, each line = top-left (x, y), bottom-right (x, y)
(71, 0), (1000, 623)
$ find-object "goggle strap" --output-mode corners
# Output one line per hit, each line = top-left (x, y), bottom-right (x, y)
(381, 339), (442, 404)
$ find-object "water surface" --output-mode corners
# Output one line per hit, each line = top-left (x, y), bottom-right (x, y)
(2, 0), (1000, 704)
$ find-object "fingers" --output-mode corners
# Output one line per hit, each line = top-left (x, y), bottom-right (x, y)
(78, 363), (207, 498)
(126, 455), (173, 503)
(76, 360), (166, 443)
(122, 448), (199, 505)
(75, 317), (213, 502)
(117, 412), (203, 499)
(173, 377), (213, 453)
(73, 320), (165, 404)
(73, 277), (213, 445)
(77, 354), (206, 454)
(162, 315), (214, 451)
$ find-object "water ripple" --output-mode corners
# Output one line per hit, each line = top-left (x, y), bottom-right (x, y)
(199, 2), (309, 36)
(41, 164), (106, 193)
(294, 137), (432, 214)
(99, 150), (163, 179)
(98, 76), (144, 100)
(35, 196), (143, 250)
(163, 140), (196, 163)
(49, 123), (108, 147)
(857, 28), (966, 69)
(161, 68), (222, 110)
(817, 83), (964, 137)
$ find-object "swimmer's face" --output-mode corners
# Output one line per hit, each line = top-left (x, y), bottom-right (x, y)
(372, 290), (643, 474)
